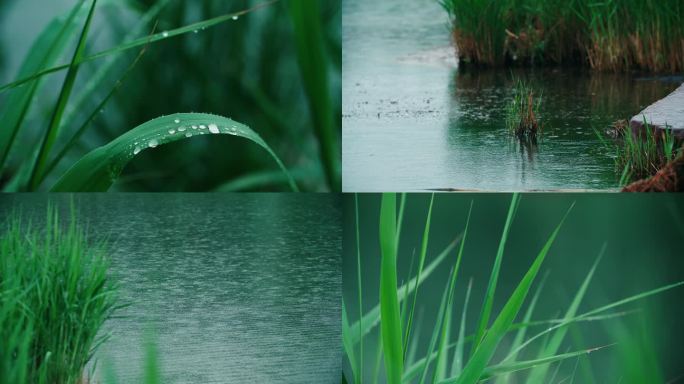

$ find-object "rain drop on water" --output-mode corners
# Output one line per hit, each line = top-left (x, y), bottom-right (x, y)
(148, 139), (159, 148)
(208, 124), (219, 134)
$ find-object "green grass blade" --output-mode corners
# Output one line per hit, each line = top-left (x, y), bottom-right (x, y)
(469, 345), (613, 381)
(349, 236), (462, 345)
(404, 193), (435, 359)
(0, 1), (86, 173)
(41, 43), (149, 183)
(495, 270), (549, 384)
(419, 269), (453, 384)
(526, 244), (606, 382)
(472, 193), (521, 351)
(0, 1), (279, 94)
(450, 278), (473, 377)
(396, 193), (407, 247)
(343, 301), (359, 383)
(288, 0), (339, 191)
(62, 0), (170, 126)
(50, 113), (297, 191)
(435, 201), (473, 382)
(355, 194), (364, 384)
(379, 193), (403, 384)
(503, 281), (684, 363)
(29, 0), (99, 190)
(456, 202), (573, 384)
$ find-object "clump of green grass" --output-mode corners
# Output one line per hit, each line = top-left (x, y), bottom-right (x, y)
(505, 79), (542, 140)
(343, 193), (684, 384)
(0, 206), (119, 383)
(439, 0), (684, 72)
(615, 119), (681, 185)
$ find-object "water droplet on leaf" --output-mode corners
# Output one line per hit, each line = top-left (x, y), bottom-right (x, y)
(208, 124), (219, 134)
(148, 139), (159, 148)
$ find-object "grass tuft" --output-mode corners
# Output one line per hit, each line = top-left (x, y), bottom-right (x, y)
(505, 79), (542, 141)
(0, 205), (119, 383)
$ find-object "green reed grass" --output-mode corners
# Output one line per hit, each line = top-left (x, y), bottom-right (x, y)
(0, 0), (340, 192)
(343, 193), (684, 384)
(439, 0), (684, 72)
(0, 206), (119, 383)
(505, 80), (542, 140)
(615, 118), (680, 185)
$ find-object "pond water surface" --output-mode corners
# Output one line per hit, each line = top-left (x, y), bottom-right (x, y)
(342, 0), (681, 191)
(0, 194), (341, 383)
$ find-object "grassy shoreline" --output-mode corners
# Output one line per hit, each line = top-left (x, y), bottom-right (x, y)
(439, 0), (684, 73)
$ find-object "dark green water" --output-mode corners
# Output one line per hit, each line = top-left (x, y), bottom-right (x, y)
(0, 194), (341, 383)
(342, 0), (681, 191)
(343, 194), (684, 382)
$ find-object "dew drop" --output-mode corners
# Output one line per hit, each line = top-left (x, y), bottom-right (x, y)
(192, 125), (198, 130)
(193, 29), (198, 34)
(168, 129), (176, 134)
(208, 123), (219, 134)
(133, 146), (141, 155)
(174, 118), (180, 124)
(185, 132), (192, 137)
(178, 126), (186, 132)
(232, 15), (239, 20)
(148, 139), (159, 148)
(199, 124), (207, 130)
(162, 31), (169, 37)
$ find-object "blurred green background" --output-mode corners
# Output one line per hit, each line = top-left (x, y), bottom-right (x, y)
(0, 0), (340, 191)
(344, 193), (684, 382)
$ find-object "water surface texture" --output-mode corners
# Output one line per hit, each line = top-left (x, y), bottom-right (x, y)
(342, 0), (680, 191)
(0, 194), (341, 383)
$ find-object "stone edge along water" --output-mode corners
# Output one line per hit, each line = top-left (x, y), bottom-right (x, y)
(630, 83), (684, 139)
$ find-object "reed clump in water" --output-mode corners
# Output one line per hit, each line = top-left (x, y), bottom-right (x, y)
(439, 0), (684, 72)
(0, 206), (119, 383)
(506, 79), (542, 140)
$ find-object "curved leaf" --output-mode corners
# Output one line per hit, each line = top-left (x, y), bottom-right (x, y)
(51, 113), (297, 191)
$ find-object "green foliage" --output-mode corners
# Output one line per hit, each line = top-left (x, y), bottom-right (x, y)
(0, 206), (119, 383)
(0, 0), (340, 191)
(439, 0), (684, 72)
(51, 113), (296, 192)
(616, 118), (680, 185)
(343, 194), (684, 384)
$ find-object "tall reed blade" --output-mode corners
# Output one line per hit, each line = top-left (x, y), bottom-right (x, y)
(456, 202), (574, 384)
(29, 0), (99, 190)
(472, 193), (521, 352)
(379, 193), (403, 384)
